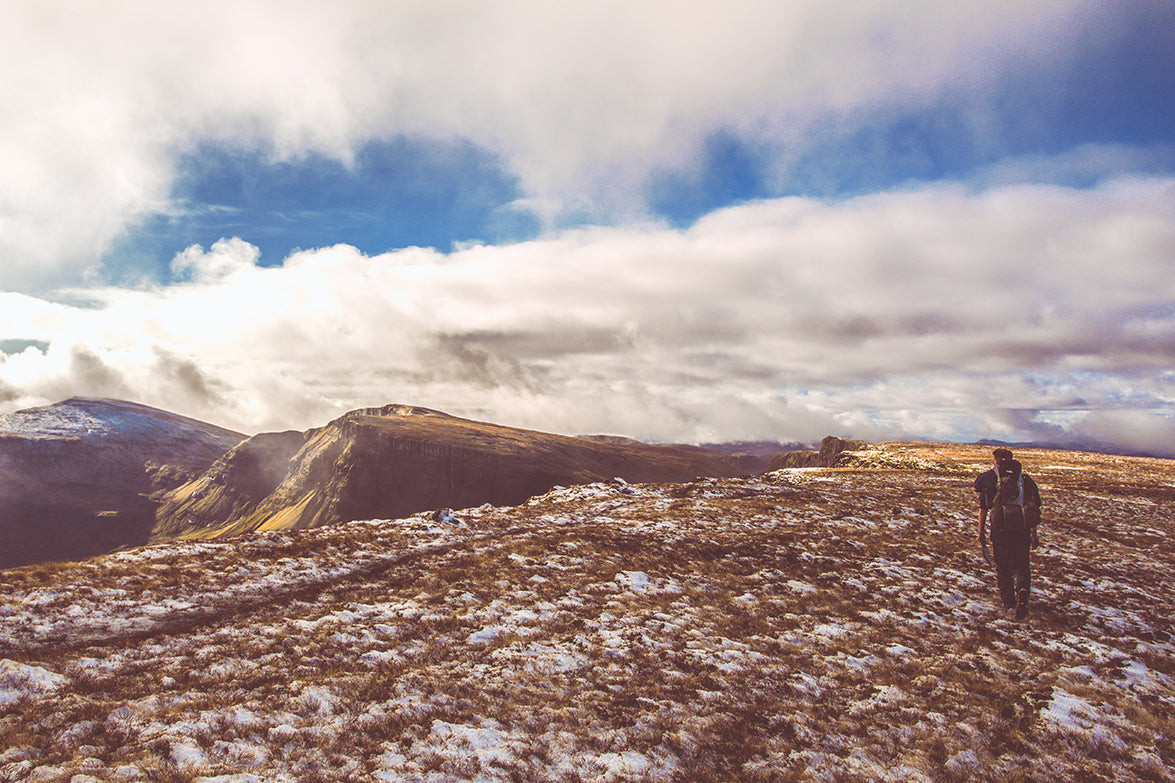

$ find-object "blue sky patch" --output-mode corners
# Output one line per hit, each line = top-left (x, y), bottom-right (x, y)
(105, 136), (539, 282)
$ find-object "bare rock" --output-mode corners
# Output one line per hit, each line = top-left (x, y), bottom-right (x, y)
(765, 435), (870, 472)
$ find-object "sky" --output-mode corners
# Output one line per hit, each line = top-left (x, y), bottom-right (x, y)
(2, 1), (1174, 455)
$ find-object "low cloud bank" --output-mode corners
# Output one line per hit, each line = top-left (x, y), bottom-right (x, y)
(2, 179), (1173, 455)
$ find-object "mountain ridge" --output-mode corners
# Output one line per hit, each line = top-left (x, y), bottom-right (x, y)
(151, 403), (753, 541)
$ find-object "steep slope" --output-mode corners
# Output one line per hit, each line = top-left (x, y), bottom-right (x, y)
(153, 404), (748, 540)
(0, 398), (244, 568)
(1, 442), (1172, 781)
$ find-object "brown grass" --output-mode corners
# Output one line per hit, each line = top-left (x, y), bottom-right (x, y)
(1, 442), (1173, 781)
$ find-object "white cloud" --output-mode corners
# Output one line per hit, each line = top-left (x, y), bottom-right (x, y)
(0, 0), (1099, 288)
(170, 238), (262, 284)
(2, 178), (1173, 454)
(0, 293), (72, 342)
(1068, 410), (1175, 456)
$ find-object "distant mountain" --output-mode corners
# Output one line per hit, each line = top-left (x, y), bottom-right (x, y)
(152, 404), (749, 541)
(0, 398), (244, 568)
(975, 438), (1171, 460)
(696, 439), (811, 458)
(695, 439), (813, 473)
(580, 437), (803, 473)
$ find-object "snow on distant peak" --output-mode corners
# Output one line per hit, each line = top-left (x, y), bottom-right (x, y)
(0, 398), (113, 437)
(0, 397), (240, 442)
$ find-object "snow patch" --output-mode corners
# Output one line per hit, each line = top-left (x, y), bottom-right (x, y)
(592, 750), (653, 779)
(0, 659), (68, 705)
(615, 570), (652, 593)
(811, 623), (849, 640)
(428, 719), (520, 769)
(467, 625), (503, 645)
(171, 742), (211, 774)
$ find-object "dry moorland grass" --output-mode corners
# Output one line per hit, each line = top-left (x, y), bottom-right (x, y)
(1, 442), (1172, 782)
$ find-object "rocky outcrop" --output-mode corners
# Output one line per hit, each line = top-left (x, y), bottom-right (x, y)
(765, 435), (869, 472)
(0, 398), (244, 568)
(819, 436), (870, 465)
(766, 450), (821, 470)
(154, 404), (749, 540)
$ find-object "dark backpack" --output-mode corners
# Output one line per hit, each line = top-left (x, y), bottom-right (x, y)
(992, 460), (1028, 534)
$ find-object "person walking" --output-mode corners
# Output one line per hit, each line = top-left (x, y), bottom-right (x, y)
(974, 448), (1042, 619)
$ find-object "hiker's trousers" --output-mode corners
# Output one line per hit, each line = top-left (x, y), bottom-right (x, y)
(990, 526), (1031, 606)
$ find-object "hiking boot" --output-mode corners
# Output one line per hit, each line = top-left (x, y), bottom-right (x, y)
(1015, 596), (1029, 620)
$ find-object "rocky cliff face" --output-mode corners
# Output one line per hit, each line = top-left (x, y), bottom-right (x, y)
(766, 435), (870, 471)
(0, 398), (244, 567)
(761, 432), (874, 470)
(153, 404), (749, 540)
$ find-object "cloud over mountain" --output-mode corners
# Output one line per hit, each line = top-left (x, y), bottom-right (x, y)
(3, 179), (1173, 454)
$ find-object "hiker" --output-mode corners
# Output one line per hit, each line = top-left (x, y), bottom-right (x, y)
(974, 448), (1042, 619)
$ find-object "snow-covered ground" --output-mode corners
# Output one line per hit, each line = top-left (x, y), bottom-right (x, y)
(1, 443), (1173, 782)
